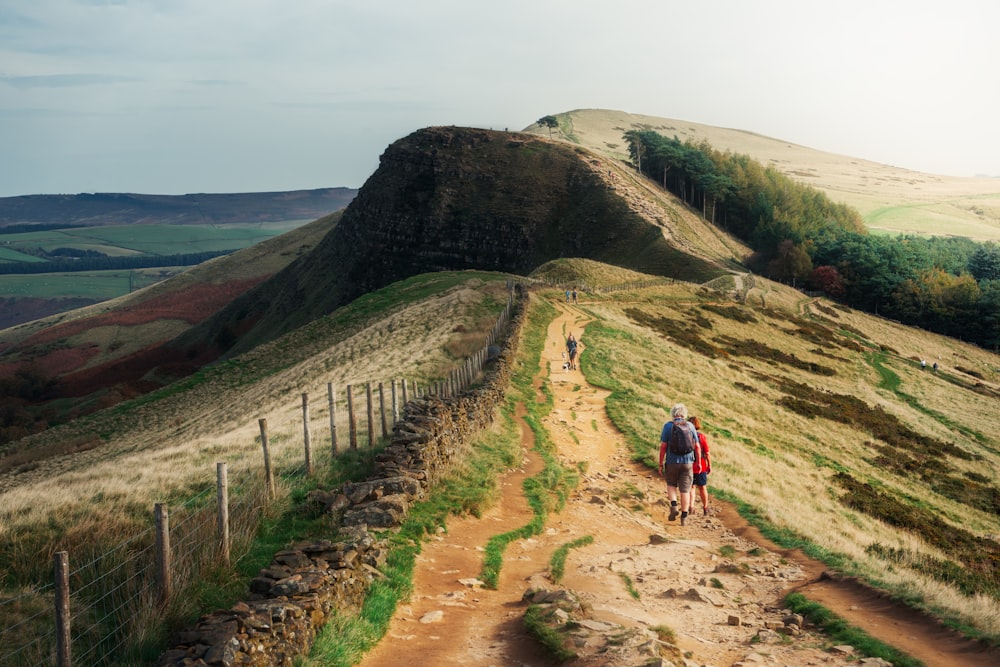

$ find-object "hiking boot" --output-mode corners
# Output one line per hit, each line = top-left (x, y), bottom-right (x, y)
(703, 506), (709, 516)
(668, 506), (678, 521)
(680, 511), (688, 526)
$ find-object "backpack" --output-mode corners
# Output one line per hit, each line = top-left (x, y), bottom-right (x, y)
(667, 419), (697, 456)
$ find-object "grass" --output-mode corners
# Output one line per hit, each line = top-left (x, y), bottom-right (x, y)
(618, 572), (640, 599)
(524, 604), (576, 662)
(549, 535), (594, 583)
(784, 593), (924, 667)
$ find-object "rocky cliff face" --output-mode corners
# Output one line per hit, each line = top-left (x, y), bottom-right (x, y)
(172, 126), (711, 360)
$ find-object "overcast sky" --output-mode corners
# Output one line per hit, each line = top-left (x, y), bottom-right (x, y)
(1, 0), (997, 197)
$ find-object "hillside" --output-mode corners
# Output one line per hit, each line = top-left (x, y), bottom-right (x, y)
(0, 187), (357, 227)
(1, 119), (999, 664)
(525, 109), (1000, 241)
(1, 266), (998, 665)
(0, 211), (341, 428)
(166, 126), (747, 363)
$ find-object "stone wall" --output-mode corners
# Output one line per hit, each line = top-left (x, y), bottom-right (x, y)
(156, 293), (527, 667)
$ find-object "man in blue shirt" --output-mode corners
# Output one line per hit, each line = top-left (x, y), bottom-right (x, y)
(658, 403), (701, 526)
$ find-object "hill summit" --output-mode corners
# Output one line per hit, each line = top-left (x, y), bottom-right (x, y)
(170, 126), (739, 361)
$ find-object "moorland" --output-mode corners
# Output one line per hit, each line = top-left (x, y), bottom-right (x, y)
(0, 112), (998, 666)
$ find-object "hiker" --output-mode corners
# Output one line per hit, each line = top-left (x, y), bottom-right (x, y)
(566, 333), (578, 370)
(572, 287), (578, 304)
(688, 415), (711, 515)
(921, 359), (927, 370)
(658, 403), (701, 526)
(933, 361), (939, 372)
(565, 289), (571, 303)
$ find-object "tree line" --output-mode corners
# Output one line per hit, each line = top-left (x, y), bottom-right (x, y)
(624, 130), (1000, 350)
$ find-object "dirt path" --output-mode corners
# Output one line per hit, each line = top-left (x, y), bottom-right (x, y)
(357, 299), (997, 667)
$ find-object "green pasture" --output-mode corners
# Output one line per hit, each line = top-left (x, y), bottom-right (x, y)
(0, 268), (184, 299)
(0, 224), (281, 258)
(0, 246), (48, 263)
(866, 193), (1000, 241)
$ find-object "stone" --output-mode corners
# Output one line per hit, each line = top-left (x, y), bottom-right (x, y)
(419, 610), (444, 624)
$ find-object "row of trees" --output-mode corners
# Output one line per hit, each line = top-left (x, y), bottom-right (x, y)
(624, 130), (1000, 349)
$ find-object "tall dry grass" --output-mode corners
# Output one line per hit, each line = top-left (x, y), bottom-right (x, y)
(578, 278), (1000, 639)
(0, 272), (514, 664)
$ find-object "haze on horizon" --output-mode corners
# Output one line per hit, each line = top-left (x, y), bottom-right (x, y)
(0, 0), (997, 199)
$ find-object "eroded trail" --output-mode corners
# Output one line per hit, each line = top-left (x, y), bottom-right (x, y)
(356, 299), (996, 667)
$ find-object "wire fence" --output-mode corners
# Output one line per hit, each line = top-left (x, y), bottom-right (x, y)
(0, 288), (520, 667)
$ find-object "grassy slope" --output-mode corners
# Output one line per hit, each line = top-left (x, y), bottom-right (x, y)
(571, 274), (1000, 640)
(524, 109), (1000, 241)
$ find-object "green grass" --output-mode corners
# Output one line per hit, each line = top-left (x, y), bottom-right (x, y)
(618, 572), (640, 599)
(524, 604), (576, 662)
(549, 535), (594, 583)
(0, 268), (181, 299)
(784, 592), (924, 667)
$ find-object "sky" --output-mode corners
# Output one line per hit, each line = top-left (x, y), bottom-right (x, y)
(1, 0), (997, 198)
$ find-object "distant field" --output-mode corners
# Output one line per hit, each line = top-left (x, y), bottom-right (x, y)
(0, 267), (186, 299)
(0, 223), (286, 260)
(0, 246), (47, 263)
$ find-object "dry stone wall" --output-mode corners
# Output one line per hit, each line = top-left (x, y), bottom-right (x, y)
(156, 294), (527, 667)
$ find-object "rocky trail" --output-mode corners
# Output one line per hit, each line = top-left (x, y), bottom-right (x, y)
(356, 301), (995, 667)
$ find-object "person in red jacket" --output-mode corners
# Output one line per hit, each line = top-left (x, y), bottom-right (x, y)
(688, 415), (711, 515)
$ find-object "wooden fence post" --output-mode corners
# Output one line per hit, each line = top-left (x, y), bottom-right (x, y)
(54, 551), (71, 667)
(217, 462), (229, 566)
(391, 379), (399, 423)
(259, 418), (274, 499)
(347, 384), (357, 450)
(328, 383), (338, 456)
(378, 382), (387, 438)
(401, 378), (408, 405)
(366, 382), (375, 448)
(155, 503), (171, 605)
(301, 392), (312, 476)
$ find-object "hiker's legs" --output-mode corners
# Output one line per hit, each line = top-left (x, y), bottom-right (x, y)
(677, 465), (693, 513)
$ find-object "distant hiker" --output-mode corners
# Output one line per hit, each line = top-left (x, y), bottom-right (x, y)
(658, 403), (701, 526)
(567, 333), (578, 370)
(572, 287), (578, 304)
(933, 361), (939, 372)
(565, 289), (571, 303)
(921, 359), (927, 370)
(688, 415), (712, 516)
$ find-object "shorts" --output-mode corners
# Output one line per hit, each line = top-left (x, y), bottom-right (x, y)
(664, 462), (693, 494)
(692, 472), (708, 487)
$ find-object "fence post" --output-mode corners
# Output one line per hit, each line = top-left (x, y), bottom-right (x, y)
(301, 392), (313, 476)
(391, 379), (399, 424)
(155, 502), (172, 605)
(366, 382), (375, 448)
(347, 384), (357, 450)
(54, 551), (71, 667)
(259, 418), (274, 499)
(401, 378), (408, 405)
(328, 383), (338, 456)
(378, 382), (387, 438)
(217, 462), (229, 566)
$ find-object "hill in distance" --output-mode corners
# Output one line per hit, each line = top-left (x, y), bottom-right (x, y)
(525, 109), (1000, 241)
(0, 187), (357, 227)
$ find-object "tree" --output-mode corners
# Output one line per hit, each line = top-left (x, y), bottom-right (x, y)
(809, 265), (845, 297)
(970, 243), (1000, 281)
(538, 115), (559, 138)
